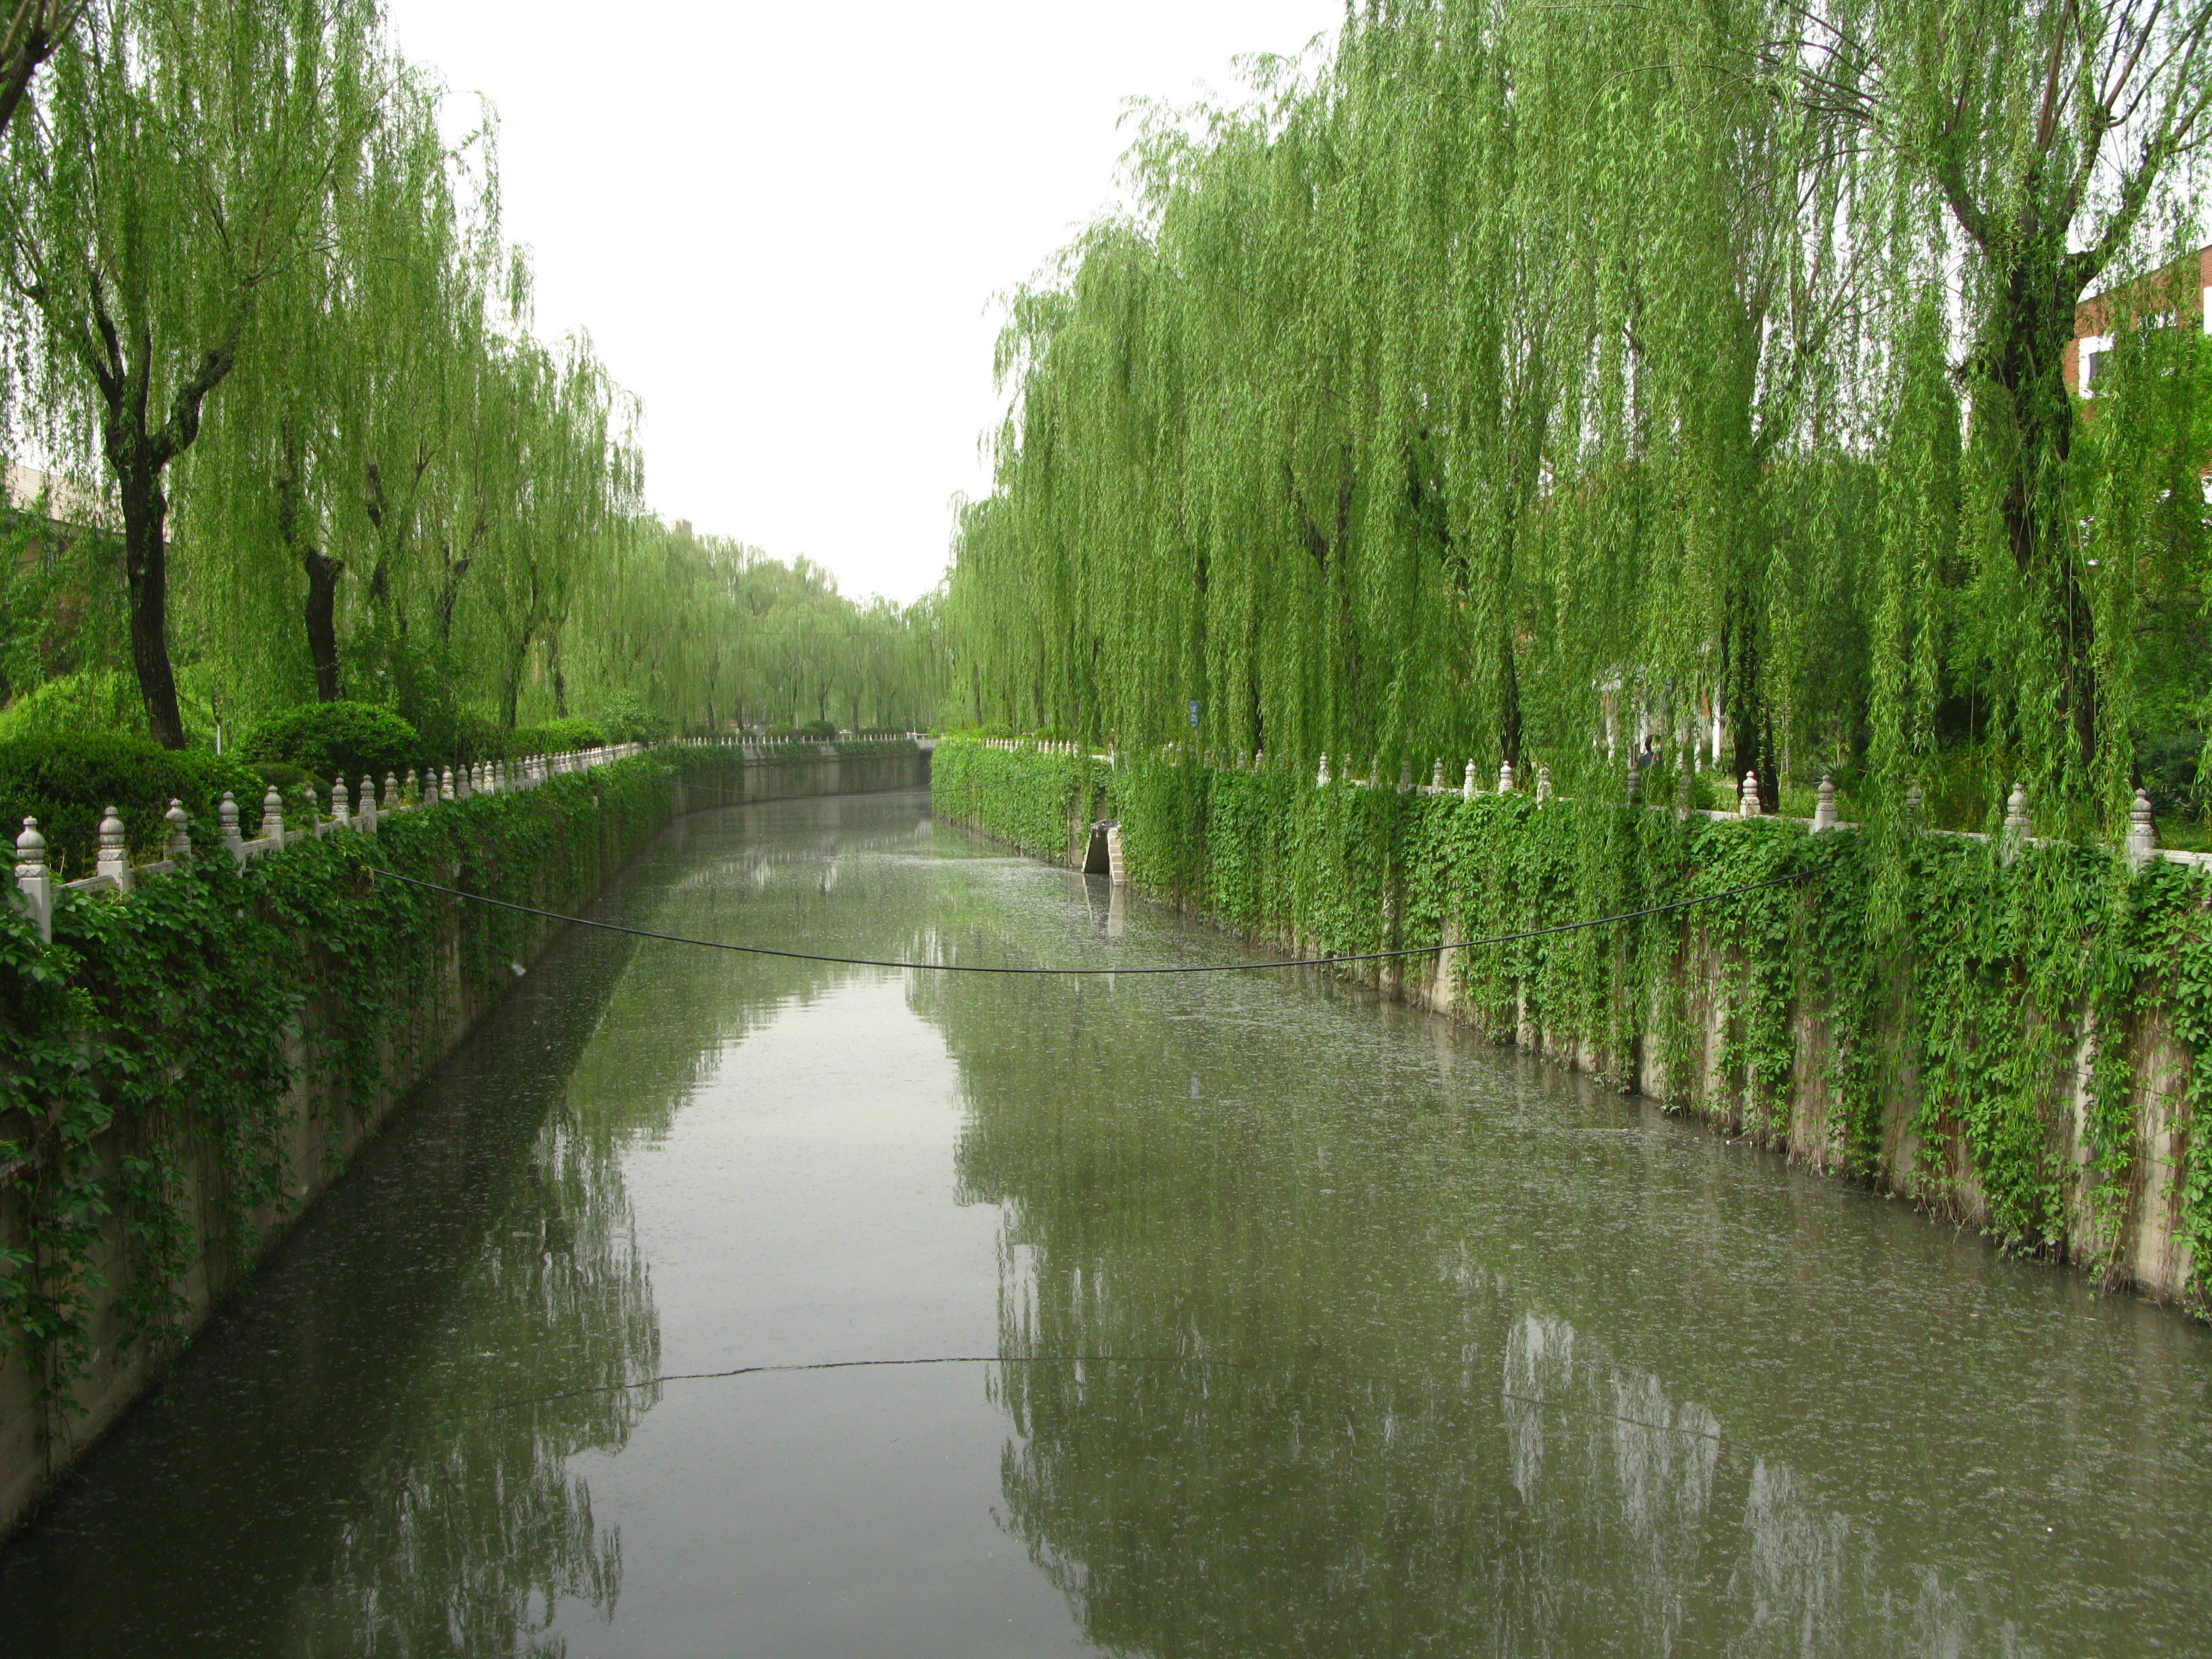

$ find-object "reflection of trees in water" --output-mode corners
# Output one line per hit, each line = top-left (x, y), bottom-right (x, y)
(929, 958), (2033, 1658)
(300, 798), (979, 1654)
(291, 1082), (662, 1655)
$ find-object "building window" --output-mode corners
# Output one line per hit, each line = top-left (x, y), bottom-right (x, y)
(2078, 333), (2114, 397)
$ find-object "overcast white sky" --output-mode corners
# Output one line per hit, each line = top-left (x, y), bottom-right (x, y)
(379, 1), (1343, 605)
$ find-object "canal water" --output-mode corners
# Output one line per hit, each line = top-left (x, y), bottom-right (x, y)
(3, 787), (2208, 1656)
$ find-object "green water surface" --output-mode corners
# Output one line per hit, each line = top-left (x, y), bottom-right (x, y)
(1, 787), (2206, 1656)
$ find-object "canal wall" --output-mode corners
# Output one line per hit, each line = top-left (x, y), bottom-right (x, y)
(0, 737), (929, 1538)
(932, 738), (2212, 1311)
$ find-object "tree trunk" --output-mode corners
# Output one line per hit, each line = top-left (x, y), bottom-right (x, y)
(115, 459), (186, 749)
(1986, 247), (2095, 769)
(304, 548), (344, 701)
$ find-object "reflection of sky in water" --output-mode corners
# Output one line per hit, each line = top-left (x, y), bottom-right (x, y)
(0, 790), (2204, 1656)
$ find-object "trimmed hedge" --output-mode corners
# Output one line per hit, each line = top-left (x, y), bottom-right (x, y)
(241, 702), (420, 785)
(508, 718), (606, 756)
(0, 734), (260, 878)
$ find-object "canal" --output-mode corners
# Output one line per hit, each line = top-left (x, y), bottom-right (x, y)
(2, 786), (2207, 1655)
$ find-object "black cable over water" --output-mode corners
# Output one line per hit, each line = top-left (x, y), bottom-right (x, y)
(364, 865), (1808, 975)
(489, 1353), (1257, 1413)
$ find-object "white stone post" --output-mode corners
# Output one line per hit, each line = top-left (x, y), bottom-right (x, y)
(1397, 759), (1413, 793)
(1498, 760), (1516, 794)
(331, 776), (350, 827)
(1317, 752), (1332, 786)
(1463, 760), (1478, 801)
(261, 787), (285, 841)
(14, 817), (52, 943)
(1811, 773), (1837, 833)
(2003, 781), (2030, 846)
(1430, 758), (1446, 792)
(359, 777), (377, 832)
(165, 799), (192, 863)
(220, 792), (243, 859)
(96, 806), (131, 890)
(1534, 764), (1553, 804)
(384, 773), (399, 813)
(1739, 770), (1761, 817)
(2127, 787), (2156, 869)
(440, 767), (455, 802)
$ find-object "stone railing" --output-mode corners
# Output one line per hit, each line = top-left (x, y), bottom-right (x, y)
(951, 733), (2209, 876)
(677, 731), (936, 757)
(6, 740), (652, 945)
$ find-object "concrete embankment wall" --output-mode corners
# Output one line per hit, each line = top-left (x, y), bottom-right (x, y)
(0, 741), (928, 1538)
(930, 739), (2211, 1313)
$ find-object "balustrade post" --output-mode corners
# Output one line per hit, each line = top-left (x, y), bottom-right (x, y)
(1535, 764), (1553, 804)
(1463, 760), (1478, 801)
(359, 776), (377, 832)
(1498, 760), (1517, 794)
(1397, 759), (1413, 794)
(1739, 770), (1761, 817)
(1317, 752), (1332, 786)
(384, 773), (400, 813)
(2002, 781), (2030, 857)
(440, 767), (455, 802)
(2129, 787), (2156, 869)
(331, 776), (350, 827)
(261, 787), (286, 841)
(96, 806), (131, 890)
(220, 792), (243, 859)
(1811, 773), (1838, 832)
(165, 799), (192, 863)
(14, 817), (52, 943)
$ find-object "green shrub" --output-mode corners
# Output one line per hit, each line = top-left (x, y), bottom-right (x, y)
(241, 701), (419, 784)
(0, 669), (146, 741)
(0, 733), (259, 876)
(508, 717), (607, 756)
(588, 692), (670, 745)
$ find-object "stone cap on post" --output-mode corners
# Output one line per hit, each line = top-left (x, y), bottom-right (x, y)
(260, 787), (285, 842)
(2128, 786), (2156, 868)
(165, 799), (192, 863)
(12, 817), (52, 943)
(1811, 774), (1837, 833)
(96, 806), (131, 890)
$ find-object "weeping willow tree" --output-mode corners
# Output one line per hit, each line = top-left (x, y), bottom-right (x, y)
(0, 0), (383, 746)
(0, 0), (943, 752)
(951, 0), (2212, 835)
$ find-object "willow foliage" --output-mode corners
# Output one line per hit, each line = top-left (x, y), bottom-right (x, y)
(0, 0), (941, 749)
(952, 0), (2212, 837)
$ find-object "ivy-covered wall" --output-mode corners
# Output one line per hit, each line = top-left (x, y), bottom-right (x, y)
(932, 739), (2212, 1311)
(0, 741), (929, 1536)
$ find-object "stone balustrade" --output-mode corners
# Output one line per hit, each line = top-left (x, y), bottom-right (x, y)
(5, 739), (653, 945)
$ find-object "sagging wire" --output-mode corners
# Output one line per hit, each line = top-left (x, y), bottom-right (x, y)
(364, 866), (1810, 976)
